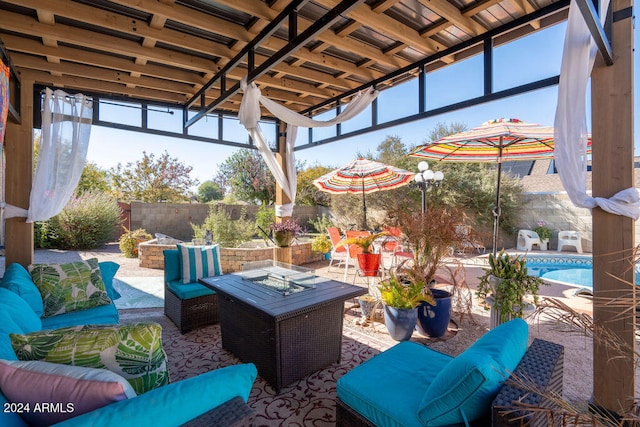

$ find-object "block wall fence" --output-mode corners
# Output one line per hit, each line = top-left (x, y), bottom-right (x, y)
(126, 194), (640, 258)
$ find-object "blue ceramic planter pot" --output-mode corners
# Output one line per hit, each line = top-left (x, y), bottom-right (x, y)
(416, 289), (452, 338)
(383, 305), (417, 341)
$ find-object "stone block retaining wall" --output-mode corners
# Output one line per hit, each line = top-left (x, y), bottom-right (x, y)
(139, 239), (322, 272)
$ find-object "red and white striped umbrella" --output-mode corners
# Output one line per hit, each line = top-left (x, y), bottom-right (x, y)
(313, 158), (414, 228)
(410, 118), (592, 253)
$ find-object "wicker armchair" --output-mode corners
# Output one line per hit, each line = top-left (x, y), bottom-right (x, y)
(163, 249), (219, 334)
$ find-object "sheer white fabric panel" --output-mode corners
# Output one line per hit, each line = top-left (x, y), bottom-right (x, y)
(4, 88), (93, 222)
(238, 78), (378, 216)
(554, 0), (640, 219)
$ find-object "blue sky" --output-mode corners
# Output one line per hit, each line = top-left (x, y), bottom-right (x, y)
(86, 20), (639, 185)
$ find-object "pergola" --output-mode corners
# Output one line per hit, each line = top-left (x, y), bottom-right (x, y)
(0, 0), (634, 415)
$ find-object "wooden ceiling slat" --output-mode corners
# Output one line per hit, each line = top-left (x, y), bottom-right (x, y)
(0, 0), (569, 119)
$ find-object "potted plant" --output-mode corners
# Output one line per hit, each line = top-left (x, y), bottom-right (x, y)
(338, 231), (388, 276)
(269, 218), (304, 247)
(390, 207), (472, 337)
(534, 220), (553, 250)
(476, 250), (546, 328)
(311, 233), (332, 260)
(378, 271), (433, 341)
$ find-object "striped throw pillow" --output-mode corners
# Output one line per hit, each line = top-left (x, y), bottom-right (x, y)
(177, 244), (223, 284)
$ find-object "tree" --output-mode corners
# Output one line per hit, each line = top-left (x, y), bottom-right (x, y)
(295, 165), (332, 206)
(215, 149), (275, 205)
(110, 151), (198, 202)
(197, 180), (224, 203)
(76, 162), (111, 196)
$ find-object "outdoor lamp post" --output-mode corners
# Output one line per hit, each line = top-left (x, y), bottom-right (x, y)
(413, 161), (444, 214)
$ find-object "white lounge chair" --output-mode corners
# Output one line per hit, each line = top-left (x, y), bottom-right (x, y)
(558, 230), (583, 253)
(516, 229), (542, 251)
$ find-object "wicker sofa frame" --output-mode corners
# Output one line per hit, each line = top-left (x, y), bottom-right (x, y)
(164, 285), (219, 334)
(182, 396), (254, 427)
(336, 338), (564, 427)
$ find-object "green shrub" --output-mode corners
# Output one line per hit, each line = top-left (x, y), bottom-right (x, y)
(255, 205), (275, 239)
(191, 206), (254, 247)
(43, 192), (122, 249)
(119, 227), (152, 258)
(308, 213), (333, 233)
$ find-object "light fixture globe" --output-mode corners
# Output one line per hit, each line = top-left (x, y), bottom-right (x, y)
(423, 170), (435, 180)
(434, 171), (444, 181)
(414, 173), (424, 182)
(418, 161), (429, 172)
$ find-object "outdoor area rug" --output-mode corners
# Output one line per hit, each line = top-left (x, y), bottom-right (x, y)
(113, 277), (164, 309)
(119, 308), (391, 426)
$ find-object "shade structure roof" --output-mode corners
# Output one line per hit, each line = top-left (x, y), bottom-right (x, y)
(0, 0), (570, 132)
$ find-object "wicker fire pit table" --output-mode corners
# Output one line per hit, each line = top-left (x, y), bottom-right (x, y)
(199, 261), (367, 392)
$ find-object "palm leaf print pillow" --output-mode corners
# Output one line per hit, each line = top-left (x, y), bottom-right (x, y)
(10, 322), (169, 394)
(29, 258), (112, 317)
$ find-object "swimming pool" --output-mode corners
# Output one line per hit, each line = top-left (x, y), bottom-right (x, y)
(524, 254), (638, 290)
(524, 255), (593, 288)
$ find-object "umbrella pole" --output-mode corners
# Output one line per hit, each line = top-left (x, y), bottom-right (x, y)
(492, 143), (503, 256)
(362, 178), (367, 230)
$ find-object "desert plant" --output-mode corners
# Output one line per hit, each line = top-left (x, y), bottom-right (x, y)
(378, 270), (433, 309)
(43, 192), (122, 249)
(119, 227), (152, 258)
(534, 220), (552, 240)
(390, 206), (471, 285)
(337, 231), (388, 254)
(476, 250), (545, 324)
(310, 233), (332, 254)
(191, 205), (254, 247)
(255, 205), (276, 238)
(308, 213), (334, 233)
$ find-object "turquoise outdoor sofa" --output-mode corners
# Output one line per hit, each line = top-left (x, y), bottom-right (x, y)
(336, 319), (564, 426)
(0, 261), (256, 427)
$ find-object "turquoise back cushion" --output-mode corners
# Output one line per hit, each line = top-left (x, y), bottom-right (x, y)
(418, 318), (528, 425)
(176, 244), (223, 284)
(0, 288), (41, 334)
(0, 311), (23, 360)
(1, 263), (44, 317)
(163, 250), (181, 283)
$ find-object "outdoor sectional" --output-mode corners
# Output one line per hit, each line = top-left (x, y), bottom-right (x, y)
(0, 261), (255, 427)
(336, 318), (564, 426)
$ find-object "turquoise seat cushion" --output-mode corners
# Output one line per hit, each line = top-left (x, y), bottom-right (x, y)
(98, 261), (121, 301)
(418, 318), (529, 425)
(52, 363), (258, 427)
(0, 391), (29, 427)
(337, 341), (453, 427)
(1, 263), (44, 316)
(167, 280), (215, 300)
(41, 303), (119, 330)
(0, 288), (41, 334)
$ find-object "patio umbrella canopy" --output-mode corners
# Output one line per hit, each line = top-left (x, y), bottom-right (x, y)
(410, 118), (592, 254)
(313, 158), (414, 229)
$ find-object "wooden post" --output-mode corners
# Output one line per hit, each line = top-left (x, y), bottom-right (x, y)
(591, 0), (635, 412)
(5, 79), (34, 268)
(274, 121), (292, 265)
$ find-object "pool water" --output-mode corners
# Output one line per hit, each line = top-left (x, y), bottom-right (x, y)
(524, 255), (638, 289)
(525, 255), (593, 288)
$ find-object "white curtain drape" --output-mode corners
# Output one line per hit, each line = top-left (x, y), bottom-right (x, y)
(238, 77), (379, 216)
(3, 88), (93, 222)
(554, 0), (640, 220)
